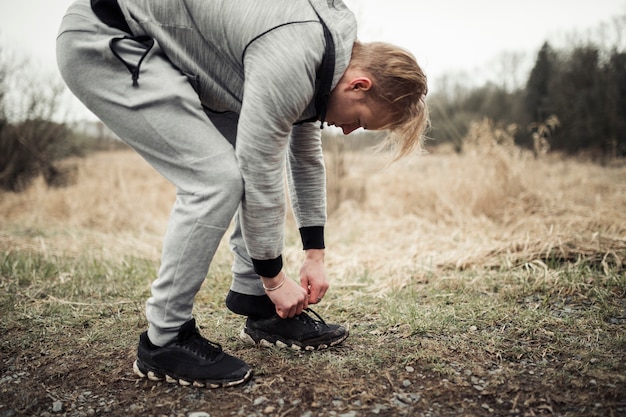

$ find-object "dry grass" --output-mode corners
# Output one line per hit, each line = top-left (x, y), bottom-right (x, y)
(1, 122), (625, 286)
(0, 151), (174, 261)
(323, 123), (626, 293)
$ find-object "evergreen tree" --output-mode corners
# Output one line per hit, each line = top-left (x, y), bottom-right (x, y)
(524, 42), (555, 123)
(605, 51), (626, 156)
(551, 46), (602, 153)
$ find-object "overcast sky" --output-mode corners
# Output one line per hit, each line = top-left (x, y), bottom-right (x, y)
(1, 0), (625, 120)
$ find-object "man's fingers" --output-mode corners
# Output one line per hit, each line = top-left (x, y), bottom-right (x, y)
(276, 300), (307, 319)
(307, 286), (328, 304)
(317, 287), (327, 301)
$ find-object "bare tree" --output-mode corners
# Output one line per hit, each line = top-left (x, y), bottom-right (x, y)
(0, 44), (72, 191)
(489, 51), (529, 93)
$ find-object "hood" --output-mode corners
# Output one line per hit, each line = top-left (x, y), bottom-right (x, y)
(307, 0), (358, 90)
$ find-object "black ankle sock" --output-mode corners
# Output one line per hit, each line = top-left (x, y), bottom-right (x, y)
(146, 337), (160, 350)
(226, 290), (276, 319)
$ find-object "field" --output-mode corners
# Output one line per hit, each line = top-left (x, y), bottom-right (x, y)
(1, 130), (625, 416)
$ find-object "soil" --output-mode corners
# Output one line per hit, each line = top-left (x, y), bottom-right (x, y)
(1, 323), (624, 417)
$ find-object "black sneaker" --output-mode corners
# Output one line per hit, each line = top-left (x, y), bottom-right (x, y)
(133, 318), (252, 388)
(239, 309), (348, 351)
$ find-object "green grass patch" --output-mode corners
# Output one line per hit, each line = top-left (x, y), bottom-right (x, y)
(1, 250), (624, 416)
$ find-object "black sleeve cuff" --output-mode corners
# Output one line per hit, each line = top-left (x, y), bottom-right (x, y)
(300, 226), (325, 250)
(251, 255), (283, 278)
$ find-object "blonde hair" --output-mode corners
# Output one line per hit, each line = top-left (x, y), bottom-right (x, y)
(349, 41), (430, 159)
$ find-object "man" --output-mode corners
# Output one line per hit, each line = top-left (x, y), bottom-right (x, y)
(57, 0), (429, 388)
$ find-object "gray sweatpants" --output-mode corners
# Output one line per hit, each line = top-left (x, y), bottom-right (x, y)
(56, 0), (264, 345)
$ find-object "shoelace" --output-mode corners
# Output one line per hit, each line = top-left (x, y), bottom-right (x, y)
(178, 328), (223, 360)
(297, 308), (328, 328)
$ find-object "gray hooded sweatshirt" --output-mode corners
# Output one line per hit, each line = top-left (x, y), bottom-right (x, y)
(115, 0), (357, 277)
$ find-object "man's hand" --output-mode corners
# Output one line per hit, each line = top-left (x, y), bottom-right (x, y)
(261, 271), (308, 318)
(299, 249), (329, 304)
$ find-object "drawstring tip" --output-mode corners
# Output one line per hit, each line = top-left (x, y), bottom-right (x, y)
(109, 35), (155, 88)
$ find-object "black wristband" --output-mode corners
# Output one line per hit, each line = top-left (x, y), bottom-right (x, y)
(251, 255), (283, 278)
(300, 226), (325, 250)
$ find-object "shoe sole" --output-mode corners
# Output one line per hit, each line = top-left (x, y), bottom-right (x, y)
(239, 328), (348, 351)
(133, 360), (252, 388)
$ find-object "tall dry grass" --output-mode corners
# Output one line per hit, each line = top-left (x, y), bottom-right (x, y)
(1, 121), (625, 292)
(323, 119), (626, 290)
(0, 151), (175, 261)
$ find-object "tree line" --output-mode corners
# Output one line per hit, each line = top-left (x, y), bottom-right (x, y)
(429, 17), (626, 159)
(1, 15), (625, 193)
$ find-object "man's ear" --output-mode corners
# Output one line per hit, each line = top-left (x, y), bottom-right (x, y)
(348, 76), (372, 92)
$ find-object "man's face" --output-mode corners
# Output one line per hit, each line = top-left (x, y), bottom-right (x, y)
(324, 69), (393, 135)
